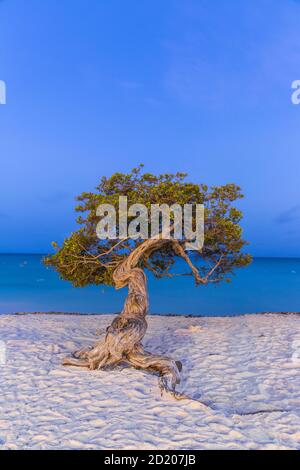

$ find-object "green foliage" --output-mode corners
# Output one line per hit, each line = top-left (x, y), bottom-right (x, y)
(45, 165), (252, 287)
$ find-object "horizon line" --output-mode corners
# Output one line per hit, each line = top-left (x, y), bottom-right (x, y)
(0, 253), (300, 260)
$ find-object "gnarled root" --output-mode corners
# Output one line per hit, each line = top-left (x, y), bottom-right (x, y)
(62, 316), (182, 394)
(62, 240), (183, 395)
(127, 348), (182, 394)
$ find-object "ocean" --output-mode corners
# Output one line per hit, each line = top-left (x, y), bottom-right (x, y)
(0, 254), (299, 316)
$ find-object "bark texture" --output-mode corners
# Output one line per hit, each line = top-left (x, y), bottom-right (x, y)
(63, 238), (182, 394)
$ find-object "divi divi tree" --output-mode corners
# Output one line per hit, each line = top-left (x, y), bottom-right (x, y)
(45, 166), (251, 394)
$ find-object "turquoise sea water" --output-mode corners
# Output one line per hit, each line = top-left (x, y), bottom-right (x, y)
(0, 254), (299, 316)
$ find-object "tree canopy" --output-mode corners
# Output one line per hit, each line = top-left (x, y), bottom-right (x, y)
(45, 165), (252, 287)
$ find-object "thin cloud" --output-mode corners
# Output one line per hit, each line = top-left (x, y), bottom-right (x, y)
(39, 191), (70, 205)
(117, 80), (143, 90)
(276, 205), (300, 224)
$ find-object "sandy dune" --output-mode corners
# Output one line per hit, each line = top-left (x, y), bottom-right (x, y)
(0, 313), (300, 450)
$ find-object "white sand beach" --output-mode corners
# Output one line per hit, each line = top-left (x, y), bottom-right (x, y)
(0, 313), (300, 450)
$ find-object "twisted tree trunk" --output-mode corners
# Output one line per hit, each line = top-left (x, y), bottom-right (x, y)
(63, 239), (182, 394)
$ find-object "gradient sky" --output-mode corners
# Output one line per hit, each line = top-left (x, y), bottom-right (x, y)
(0, 0), (300, 256)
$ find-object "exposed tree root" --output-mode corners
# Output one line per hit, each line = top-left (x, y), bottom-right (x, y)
(62, 238), (182, 395)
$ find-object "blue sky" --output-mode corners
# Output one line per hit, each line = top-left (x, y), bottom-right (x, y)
(0, 0), (300, 256)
